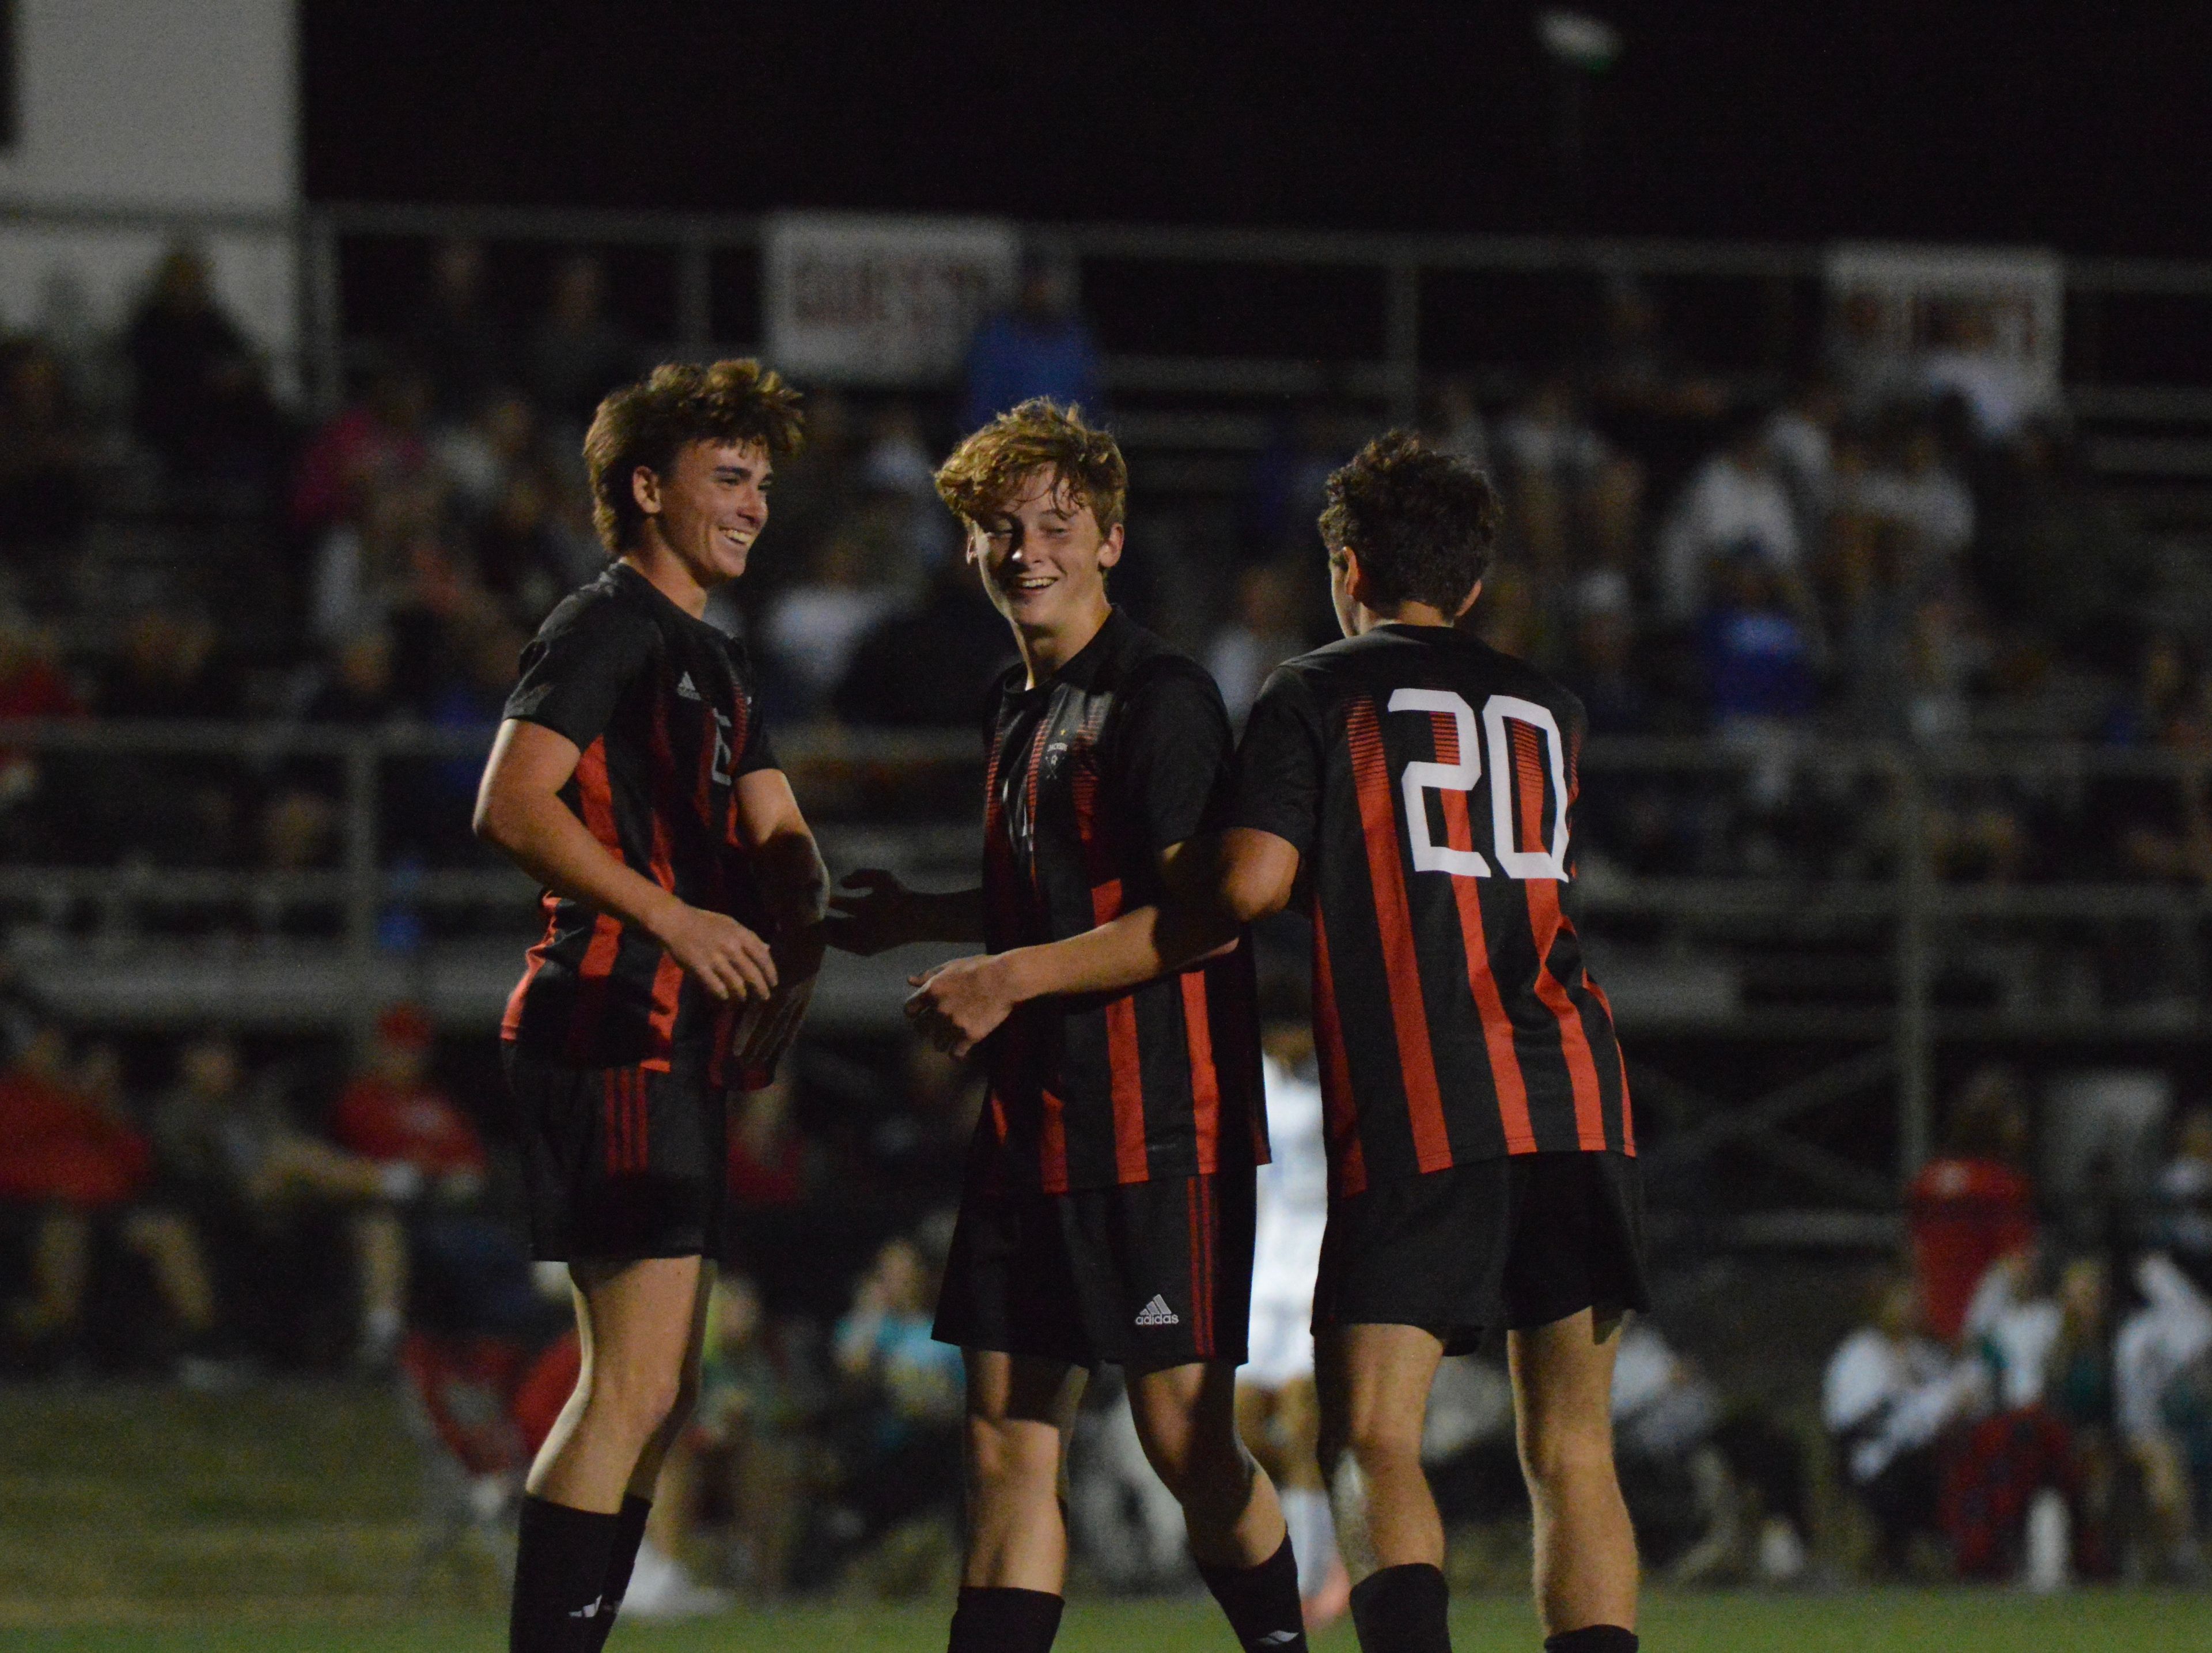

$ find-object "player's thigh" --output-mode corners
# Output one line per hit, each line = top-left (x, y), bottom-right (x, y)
(1506, 1307), (1622, 1475)
(570, 1254), (707, 1402)
(1315, 1322), (1445, 1461)
(1126, 1359), (1245, 1478)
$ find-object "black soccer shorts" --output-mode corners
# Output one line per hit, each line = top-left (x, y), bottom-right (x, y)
(505, 1042), (728, 1264)
(933, 1167), (1255, 1371)
(1312, 1149), (1649, 1355)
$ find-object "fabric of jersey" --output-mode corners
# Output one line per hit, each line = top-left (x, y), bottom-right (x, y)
(1229, 623), (1633, 1197)
(498, 563), (779, 1074)
(974, 608), (1266, 1194)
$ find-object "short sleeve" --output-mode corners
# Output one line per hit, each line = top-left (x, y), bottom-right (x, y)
(503, 596), (656, 751)
(1226, 666), (1325, 856)
(733, 699), (779, 776)
(1107, 659), (1236, 853)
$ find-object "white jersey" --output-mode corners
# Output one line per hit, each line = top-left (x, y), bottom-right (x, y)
(1252, 1053), (1328, 1308)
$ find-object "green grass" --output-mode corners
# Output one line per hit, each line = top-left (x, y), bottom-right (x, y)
(6, 1592), (2212, 1652)
(3, 1382), (2207, 1651)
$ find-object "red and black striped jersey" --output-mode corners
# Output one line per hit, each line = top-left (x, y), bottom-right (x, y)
(1229, 622), (1633, 1198)
(498, 563), (779, 1073)
(977, 609), (1266, 1195)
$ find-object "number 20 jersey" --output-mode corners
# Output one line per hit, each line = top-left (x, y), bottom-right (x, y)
(1228, 622), (1634, 1198)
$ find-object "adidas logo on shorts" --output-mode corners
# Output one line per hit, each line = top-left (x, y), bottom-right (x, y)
(676, 672), (704, 702)
(1135, 1293), (1180, 1327)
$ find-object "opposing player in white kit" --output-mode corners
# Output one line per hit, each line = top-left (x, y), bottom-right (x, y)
(1241, 1016), (1351, 1627)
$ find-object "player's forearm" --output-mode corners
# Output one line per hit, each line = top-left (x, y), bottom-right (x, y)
(480, 791), (687, 940)
(996, 895), (1238, 1005)
(752, 826), (830, 935)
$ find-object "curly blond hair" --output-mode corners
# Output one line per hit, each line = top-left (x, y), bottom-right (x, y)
(934, 399), (1126, 535)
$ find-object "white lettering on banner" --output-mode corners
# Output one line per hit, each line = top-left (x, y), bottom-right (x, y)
(764, 213), (1020, 385)
(1384, 689), (1570, 881)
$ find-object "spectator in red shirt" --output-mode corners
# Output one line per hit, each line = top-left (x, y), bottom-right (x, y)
(0, 1023), (217, 1367)
(331, 1004), (486, 1198)
(1908, 1066), (2039, 1344)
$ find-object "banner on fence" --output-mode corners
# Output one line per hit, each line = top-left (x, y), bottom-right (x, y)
(764, 213), (1020, 385)
(1824, 243), (2064, 437)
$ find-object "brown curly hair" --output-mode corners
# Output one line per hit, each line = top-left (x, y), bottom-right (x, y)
(1318, 431), (1499, 614)
(584, 359), (805, 553)
(934, 399), (1127, 536)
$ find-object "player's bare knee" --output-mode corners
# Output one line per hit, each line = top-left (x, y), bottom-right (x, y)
(585, 1363), (685, 1444)
(1519, 1419), (1617, 1493)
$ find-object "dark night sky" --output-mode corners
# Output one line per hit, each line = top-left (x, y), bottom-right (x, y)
(305, 2), (2212, 256)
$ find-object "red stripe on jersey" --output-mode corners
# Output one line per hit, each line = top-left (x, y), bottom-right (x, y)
(1510, 721), (1548, 854)
(1038, 1088), (1070, 1194)
(1584, 976), (1634, 1153)
(1086, 876), (1150, 1184)
(1431, 714), (1537, 1153)
(1309, 903), (1368, 1197)
(1180, 972), (1221, 1176)
(502, 891), (559, 1042)
(1525, 877), (1608, 1151)
(565, 739), (627, 1065)
(1347, 698), (1453, 1173)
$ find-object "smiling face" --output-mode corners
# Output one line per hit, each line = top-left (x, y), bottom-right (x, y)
(632, 437), (772, 592)
(967, 466), (1122, 640)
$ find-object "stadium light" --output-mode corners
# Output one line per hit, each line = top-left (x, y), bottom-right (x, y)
(1536, 10), (1623, 74)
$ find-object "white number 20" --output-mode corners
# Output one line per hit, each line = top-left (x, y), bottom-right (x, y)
(1387, 689), (1570, 881)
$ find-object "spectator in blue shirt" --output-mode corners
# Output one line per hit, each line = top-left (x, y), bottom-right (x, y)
(961, 258), (1101, 430)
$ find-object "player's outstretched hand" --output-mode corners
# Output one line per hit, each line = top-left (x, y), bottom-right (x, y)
(825, 869), (918, 956)
(905, 953), (1014, 1058)
(653, 902), (778, 1002)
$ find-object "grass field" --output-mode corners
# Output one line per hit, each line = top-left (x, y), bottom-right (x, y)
(8, 1592), (2212, 1653)
(3, 1381), (2206, 1652)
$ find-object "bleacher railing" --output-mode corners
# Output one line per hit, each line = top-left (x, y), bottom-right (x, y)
(6, 720), (2212, 1196)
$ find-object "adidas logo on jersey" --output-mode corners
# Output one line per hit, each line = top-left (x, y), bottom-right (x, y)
(1135, 1293), (1180, 1327)
(676, 672), (703, 702)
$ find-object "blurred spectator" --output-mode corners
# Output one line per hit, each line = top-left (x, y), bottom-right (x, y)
(433, 389), (540, 521)
(657, 1269), (821, 1600)
(961, 256), (1101, 431)
(1762, 375), (1842, 546)
(123, 241), (280, 485)
(1824, 1270), (1987, 1575)
(1920, 300), (2054, 444)
(527, 251), (636, 434)
(834, 558), (1015, 729)
(329, 1005), (484, 1201)
(0, 338), (92, 582)
(1590, 277), (1730, 426)
(0, 1023), (217, 1370)
(1658, 408), (1804, 626)
(151, 1034), (414, 1368)
(1206, 562), (1306, 727)
(305, 626), (406, 726)
(1952, 1248), (2118, 1579)
(1907, 1067), (2039, 1344)
(1611, 1318), (1810, 1584)
(726, 1068), (813, 1209)
(1424, 377), (1491, 469)
(855, 403), (960, 584)
(1699, 550), (1816, 729)
(815, 1234), (964, 1579)
(763, 535), (897, 720)
(1494, 375), (1640, 581)
(408, 239), (509, 423)
(2113, 1252), (2212, 1579)
(291, 358), (434, 539)
(89, 609), (243, 870)
(2152, 1105), (2212, 1292)
(1834, 414), (1975, 595)
(0, 612), (84, 854)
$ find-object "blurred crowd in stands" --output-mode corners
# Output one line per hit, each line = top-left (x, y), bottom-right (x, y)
(3, 233), (2212, 1596)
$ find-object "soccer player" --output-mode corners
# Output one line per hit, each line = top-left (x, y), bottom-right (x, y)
(830, 400), (1310, 1653)
(474, 360), (827, 1653)
(909, 432), (1648, 1653)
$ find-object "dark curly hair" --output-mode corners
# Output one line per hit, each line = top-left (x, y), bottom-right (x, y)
(935, 398), (1127, 535)
(1317, 431), (1500, 615)
(584, 359), (805, 553)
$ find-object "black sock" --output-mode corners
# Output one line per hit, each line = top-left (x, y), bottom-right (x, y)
(1543, 1631), (1637, 1653)
(946, 1585), (1064, 1653)
(582, 1496), (652, 1652)
(1349, 1563), (1450, 1653)
(1198, 1533), (1308, 1652)
(509, 1495), (623, 1653)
